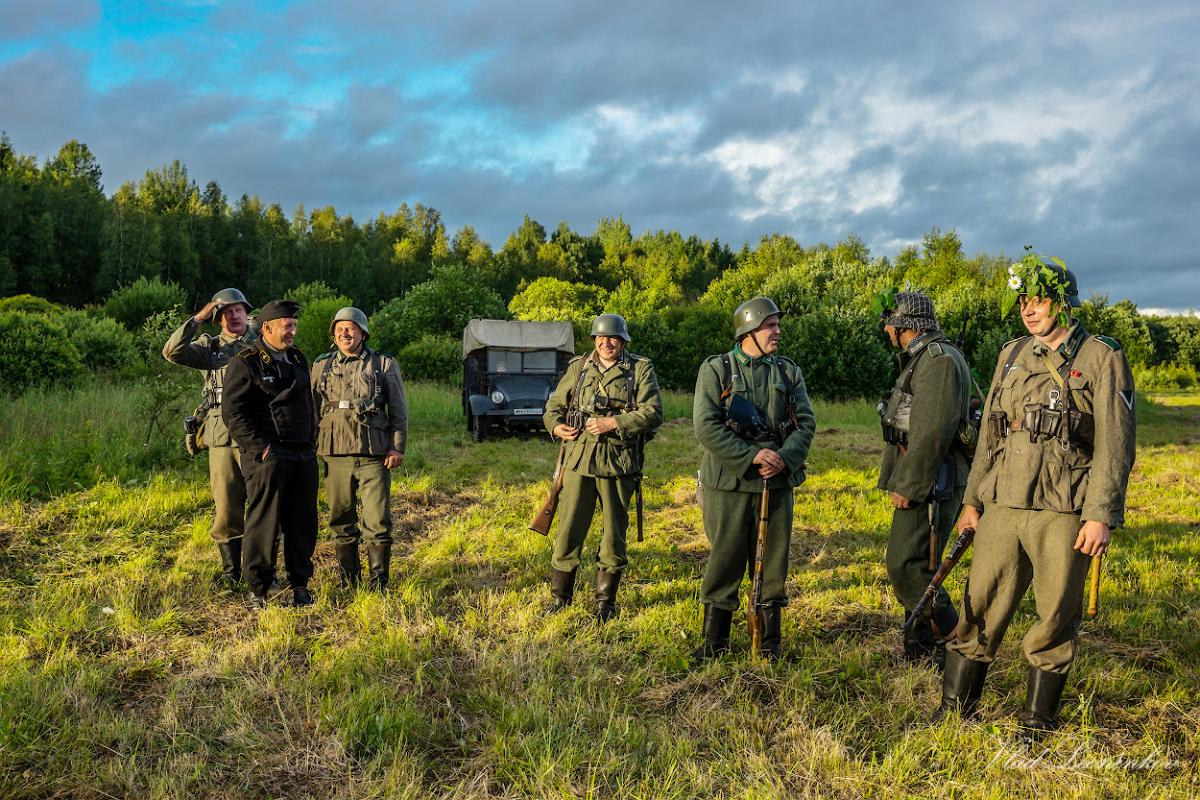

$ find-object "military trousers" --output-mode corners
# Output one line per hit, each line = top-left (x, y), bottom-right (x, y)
(551, 470), (636, 574)
(241, 445), (319, 595)
(324, 455), (393, 547)
(207, 444), (246, 544)
(886, 486), (963, 627)
(948, 506), (1091, 674)
(700, 486), (793, 611)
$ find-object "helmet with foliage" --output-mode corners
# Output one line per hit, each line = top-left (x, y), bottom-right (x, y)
(1002, 248), (1081, 326)
(877, 289), (938, 332)
(590, 313), (631, 341)
(733, 296), (784, 339)
(330, 306), (370, 340)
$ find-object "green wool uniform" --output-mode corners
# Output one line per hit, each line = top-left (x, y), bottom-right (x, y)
(694, 346), (816, 611)
(312, 348), (408, 548)
(543, 351), (663, 574)
(950, 323), (1136, 673)
(162, 317), (259, 544)
(877, 331), (972, 644)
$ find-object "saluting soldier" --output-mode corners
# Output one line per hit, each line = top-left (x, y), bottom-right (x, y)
(692, 297), (816, 660)
(935, 256), (1136, 744)
(543, 314), (663, 622)
(311, 307), (408, 591)
(222, 300), (320, 609)
(162, 288), (258, 588)
(876, 291), (972, 666)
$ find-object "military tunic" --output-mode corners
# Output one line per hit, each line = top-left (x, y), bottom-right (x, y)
(311, 347), (408, 548)
(950, 323), (1136, 672)
(222, 343), (319, 596)
(542, 352), (663, 573)
(876, 331), (971, 642)
(693, 346), (816, 611)
(162, 317), (259, 544)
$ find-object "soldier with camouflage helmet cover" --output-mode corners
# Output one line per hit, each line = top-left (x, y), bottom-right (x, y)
(875, 289), (972, 667)
(542, 313), (663, 622)
(692, 297), (816, 661)
(311, 307), (409, 591)
(934, 254), (1136, 745)
(162, 288), (259, 589)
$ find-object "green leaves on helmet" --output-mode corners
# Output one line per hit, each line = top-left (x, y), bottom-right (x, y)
(1001, 247), (1077, 327)
(871, 286), (898, 318)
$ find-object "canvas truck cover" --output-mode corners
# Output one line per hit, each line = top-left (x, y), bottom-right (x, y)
(462, 319), (575, 357)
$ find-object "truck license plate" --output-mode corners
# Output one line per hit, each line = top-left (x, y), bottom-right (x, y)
(513, 407), (543, 415)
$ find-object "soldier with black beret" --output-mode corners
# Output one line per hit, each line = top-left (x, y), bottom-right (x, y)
(222, 299), (320, 608)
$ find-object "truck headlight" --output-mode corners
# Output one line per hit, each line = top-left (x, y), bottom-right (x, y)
(491, 390), (505, 405)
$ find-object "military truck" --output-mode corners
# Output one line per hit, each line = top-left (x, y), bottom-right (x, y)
(462, 319), (575, 442)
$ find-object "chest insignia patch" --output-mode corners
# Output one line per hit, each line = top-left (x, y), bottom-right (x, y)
(1118, 389), (1134, 410)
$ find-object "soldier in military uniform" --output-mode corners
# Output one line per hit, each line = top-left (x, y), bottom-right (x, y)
(311, 307), (408, 591)
(543, 314), (663, 621)
(876, 291), (972, 666)
(692, 297), (816, 660)
(935, 259), (1136, 743)
(222, 300), (320, 609)
(162, 288), (258, 588)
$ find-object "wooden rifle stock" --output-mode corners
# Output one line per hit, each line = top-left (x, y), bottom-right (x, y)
(1087, 554), (1101, 617)
(528, 443), (567, 535)
(748, 480), (769, 654)
(904, 526), (975, 632)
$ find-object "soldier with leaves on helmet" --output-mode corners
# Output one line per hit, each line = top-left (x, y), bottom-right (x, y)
(874, 289), (973, 667)
(934, 254), (1136, 746)
(162, 288), (259, 589)
(692, 297), (816, 661)
(542, 314), (663, 622)
(311, 307), (408, 591)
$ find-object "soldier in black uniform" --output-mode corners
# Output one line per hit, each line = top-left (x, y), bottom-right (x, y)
(221, 299), (320, 608)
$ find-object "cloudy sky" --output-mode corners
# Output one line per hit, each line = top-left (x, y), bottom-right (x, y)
(1, 1), (1197, 310)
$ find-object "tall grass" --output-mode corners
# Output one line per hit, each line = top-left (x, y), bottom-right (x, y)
(0, 382), (1196, 798)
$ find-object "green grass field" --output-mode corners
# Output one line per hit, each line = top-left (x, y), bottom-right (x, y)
(0, 382), (1197, 798)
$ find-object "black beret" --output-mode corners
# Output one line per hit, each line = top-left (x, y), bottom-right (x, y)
(258, 299), (301, 324)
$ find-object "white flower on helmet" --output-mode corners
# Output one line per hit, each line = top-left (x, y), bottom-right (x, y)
(1008, 274), (1022, 290)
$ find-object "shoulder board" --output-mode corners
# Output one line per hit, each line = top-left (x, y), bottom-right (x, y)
(314, 351), (333, 363)
(237, 346), (260, 360)
(1002, 336), (1025, 349)
(1091, 335), (1122, 352)
(703, 353), (727, 365)
(775, 355), (797, 366)
(926, 342), (944, 357)
(625, 351), (643, 363)
(375, 351), (395, 361)
(569, 354), (585, 364)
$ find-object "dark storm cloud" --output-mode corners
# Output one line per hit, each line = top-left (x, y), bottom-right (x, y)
(0, 0), (98, 41)
(0, 0), (1197, 308)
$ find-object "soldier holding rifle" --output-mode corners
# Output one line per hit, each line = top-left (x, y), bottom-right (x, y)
(935, 254), (1135, 744)
(541, 314), (663, 622)
(875, 290), (973, 667)
(692, 297), (816, 661)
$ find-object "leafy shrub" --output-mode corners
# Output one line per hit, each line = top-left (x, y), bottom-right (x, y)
(373, 265), (507, 355)
(63, 311), (139, 370)
(393, 334), (460, 384)
(629, 305), (730, 391)
(0, 294), (67, 315)
(508, 276), (605, 341)
(103, 277), (187, 330)
(780, 306), (893, 401)
(1133, 361), (1198, 391)
(0, 312), (85, 392)
(293, 294), (353, 361)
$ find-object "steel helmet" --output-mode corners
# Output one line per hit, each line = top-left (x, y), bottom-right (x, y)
(330, 306), (369, 340)
(589, 313), (631, 342)
(733, 297), (784, 339)
(209, 288), (252, 322)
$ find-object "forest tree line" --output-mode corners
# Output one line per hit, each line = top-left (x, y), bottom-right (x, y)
(1, 135), (1198, 397)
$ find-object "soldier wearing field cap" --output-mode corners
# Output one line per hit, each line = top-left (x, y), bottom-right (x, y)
(312, 307), (408, 591)
(876, 290), (972, 667)
(543, 313), (663, 622)
(162, 288), (258, 588)
(222, 299), (320, 609)
(935, 254), (1136, 745)
(692, 297), (816, 660)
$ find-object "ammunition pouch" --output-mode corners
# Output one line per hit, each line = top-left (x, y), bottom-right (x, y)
(183, 408), (208, 456)
(1021, 403), (1085, 447)
(877, 387), (913, 446)
(987, 410), (1010, 442)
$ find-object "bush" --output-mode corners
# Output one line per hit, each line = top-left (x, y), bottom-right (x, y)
(393, 334), (460, 384)
(373, 265), (508, 355)
(0, 294), (67, 315)
(103, 277), (187, 330)
(0, 312), (85, 393)
(293, 294), (353, 361)
(508, 276), (605, 342)
(63, 311), (139, 370)
(629, 305), (730, 391)
(780, 306), (893, 401)
(1133, 361), (1198, 392)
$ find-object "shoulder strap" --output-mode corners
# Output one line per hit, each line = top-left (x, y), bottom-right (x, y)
(719, 352), (734, 401)
(1000, 336), (1031, 382)
(318, 351), (336, 397)
(626, 356), (637, 411)
(569, 353), (591, 412)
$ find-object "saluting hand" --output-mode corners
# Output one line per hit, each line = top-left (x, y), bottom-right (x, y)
(193, 301), (220, 323)
(553, 424), (581, 441)
(753, 448), (786, 478)
(1073, 520), (1111, 558)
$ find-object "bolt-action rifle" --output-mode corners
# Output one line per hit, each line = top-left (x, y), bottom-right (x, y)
(748, 479), (769, 654)
(904, 526), (975, 632)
